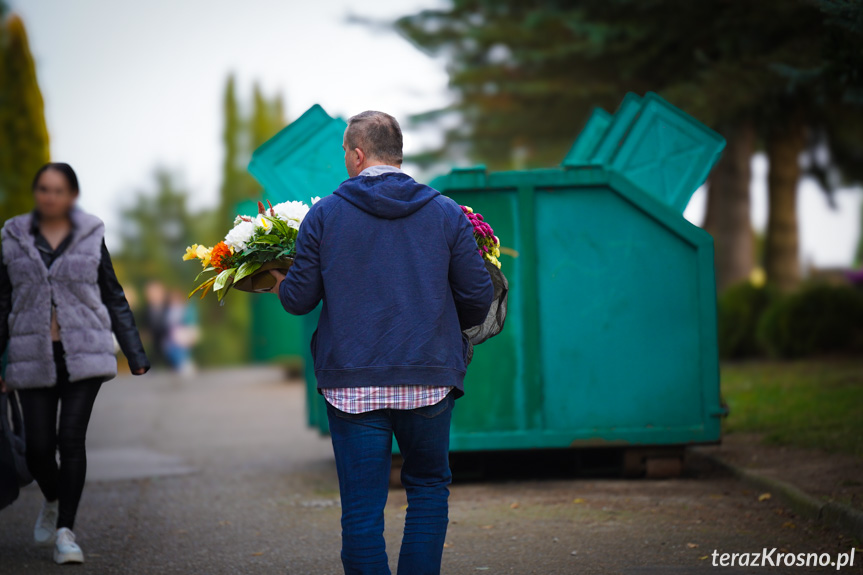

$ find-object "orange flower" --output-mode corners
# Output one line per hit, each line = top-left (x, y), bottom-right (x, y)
(210, 241), (233, 271)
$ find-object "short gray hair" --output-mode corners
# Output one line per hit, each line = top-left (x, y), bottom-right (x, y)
(345, 111), (403, 165)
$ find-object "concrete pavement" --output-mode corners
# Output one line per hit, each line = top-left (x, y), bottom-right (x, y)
(0, 367), (860, 574)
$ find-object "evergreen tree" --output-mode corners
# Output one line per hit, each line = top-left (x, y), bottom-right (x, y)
(395, 0), (863, 291)
(218, 74), (242, 228)
(0, 11), (50, 222)
(217, 75), (285, 227)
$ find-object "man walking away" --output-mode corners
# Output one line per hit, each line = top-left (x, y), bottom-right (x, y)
(270, 111), (494, 575)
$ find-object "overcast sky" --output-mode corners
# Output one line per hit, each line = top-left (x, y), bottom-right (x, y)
(9, 0), (862, 268)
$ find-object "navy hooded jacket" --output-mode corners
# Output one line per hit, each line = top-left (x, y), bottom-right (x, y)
(277, 170), (494, 397)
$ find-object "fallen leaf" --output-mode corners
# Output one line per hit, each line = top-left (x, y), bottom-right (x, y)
(757, 493), (771, 502)
(251, 552), (264, 556)
(687, 543), (698, 548)
(443, 542), (453, 549)
(573, 498), (585, 504)
(400, 504), (408, 511)
(510, 502), (520, 509)
(481, 524), (494, 530)
(782, 521), (796, 529)
(699, 555), (709, 561)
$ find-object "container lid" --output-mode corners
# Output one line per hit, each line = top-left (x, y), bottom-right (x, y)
(248, 104), (348, 204)
(563, 92), (726, 213)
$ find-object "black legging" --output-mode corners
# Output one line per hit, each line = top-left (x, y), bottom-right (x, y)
(17, 341), (102, 530)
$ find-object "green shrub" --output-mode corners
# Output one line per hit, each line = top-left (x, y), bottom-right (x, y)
(717, 282), (775, 359)
(756, 284), (863, 358)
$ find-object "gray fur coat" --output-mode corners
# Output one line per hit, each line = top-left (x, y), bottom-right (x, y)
(1, 208), (117, 389)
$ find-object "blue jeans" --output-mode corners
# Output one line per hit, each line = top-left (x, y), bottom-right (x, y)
(326, 391), (455, 575)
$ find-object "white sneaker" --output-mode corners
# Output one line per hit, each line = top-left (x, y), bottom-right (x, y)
(34, 499), (59, 546)
(53, 527), (84, 564)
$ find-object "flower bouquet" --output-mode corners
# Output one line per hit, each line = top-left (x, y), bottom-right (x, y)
(461, 205), (501, 270)
(460, 205), (508, 364)
(183, 198), (318, 303)
(182, 197), (508, 335)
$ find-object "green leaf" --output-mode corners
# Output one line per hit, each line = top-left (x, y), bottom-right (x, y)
(198, 280), (215, 299)
(188, 277), (216, 298)
(268, 217), (292, 238)
(235, 260), (263, 282)
(213, 267), (237, 291)
(252, 234), (281, 245)
(194, 266), (216, 282)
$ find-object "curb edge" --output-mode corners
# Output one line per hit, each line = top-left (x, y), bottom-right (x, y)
(701, 451), (863, 543)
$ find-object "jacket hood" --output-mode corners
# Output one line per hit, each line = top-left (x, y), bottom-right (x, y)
(334, 173), (439, 220)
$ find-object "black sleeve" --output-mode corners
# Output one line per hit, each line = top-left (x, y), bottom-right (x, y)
(98, 239), (150, 373)
(0, 261), (11, 361)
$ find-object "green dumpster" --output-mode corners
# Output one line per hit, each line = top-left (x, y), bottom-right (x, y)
(432, 92), (727, 460)
(247, 95), (727, 472)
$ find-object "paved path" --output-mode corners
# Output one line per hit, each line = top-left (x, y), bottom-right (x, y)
(1, 368), (860, 574)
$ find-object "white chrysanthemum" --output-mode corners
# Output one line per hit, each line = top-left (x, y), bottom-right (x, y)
(224, 220), (256, 252)
(254, 214), (273, 231)
(271, 200), (310, 224)
(311, 196), (321, 205)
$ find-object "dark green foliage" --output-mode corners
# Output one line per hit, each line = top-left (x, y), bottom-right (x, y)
(113, 76), (287, 367)
(757, 284), (863, 358)
(218, 75), (242, 228)
(0, 12), (50, 222)
(717, 282), (776, 359)
(116, 170), (198, 291)
(857, 199), (863, 266)
(114, 169), (253, 367)
(394, 1), (863, 179)
(218, 76), (285, 227)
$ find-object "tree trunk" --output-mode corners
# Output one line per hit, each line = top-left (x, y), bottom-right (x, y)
(765, 111), (805, 292)
(702, 120), (756, 293)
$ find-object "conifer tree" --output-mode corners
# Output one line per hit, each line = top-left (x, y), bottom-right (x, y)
(0, 11), (50, 222)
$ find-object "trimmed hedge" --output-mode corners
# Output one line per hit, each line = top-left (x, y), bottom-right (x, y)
(756, 284), (863, 358)
(717, 282), (775, 359)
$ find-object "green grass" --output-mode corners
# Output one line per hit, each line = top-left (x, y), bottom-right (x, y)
(720, 359), (863, 459)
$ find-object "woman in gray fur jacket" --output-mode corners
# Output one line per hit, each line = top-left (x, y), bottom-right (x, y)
(0, 163), (150, 565)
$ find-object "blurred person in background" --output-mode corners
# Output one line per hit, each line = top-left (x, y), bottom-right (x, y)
(0, 163), (149, 565)
(163, 287), (199, 374)
(143, 280), (169, 368)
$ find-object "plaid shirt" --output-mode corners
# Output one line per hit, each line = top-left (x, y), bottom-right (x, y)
(322, 385), (453, 414)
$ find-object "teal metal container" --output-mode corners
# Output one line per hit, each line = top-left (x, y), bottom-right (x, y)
(432, 92), (726, 451)
(247, 95), (727, 453)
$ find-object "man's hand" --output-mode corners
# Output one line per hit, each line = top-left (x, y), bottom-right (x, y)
(269, 269), (286, 295)
(131, 367), (147, 376)
(0, 376), (6, 394)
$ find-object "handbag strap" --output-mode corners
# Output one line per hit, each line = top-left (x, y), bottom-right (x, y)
(0, 391), (25, 439)
(8, 391), (24, 437)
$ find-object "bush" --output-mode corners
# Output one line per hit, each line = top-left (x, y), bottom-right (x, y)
(756, 284), (863, 358)
(717, 282), (776, 359)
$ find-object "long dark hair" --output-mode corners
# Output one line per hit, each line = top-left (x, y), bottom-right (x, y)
(32, 162), (80, 194)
